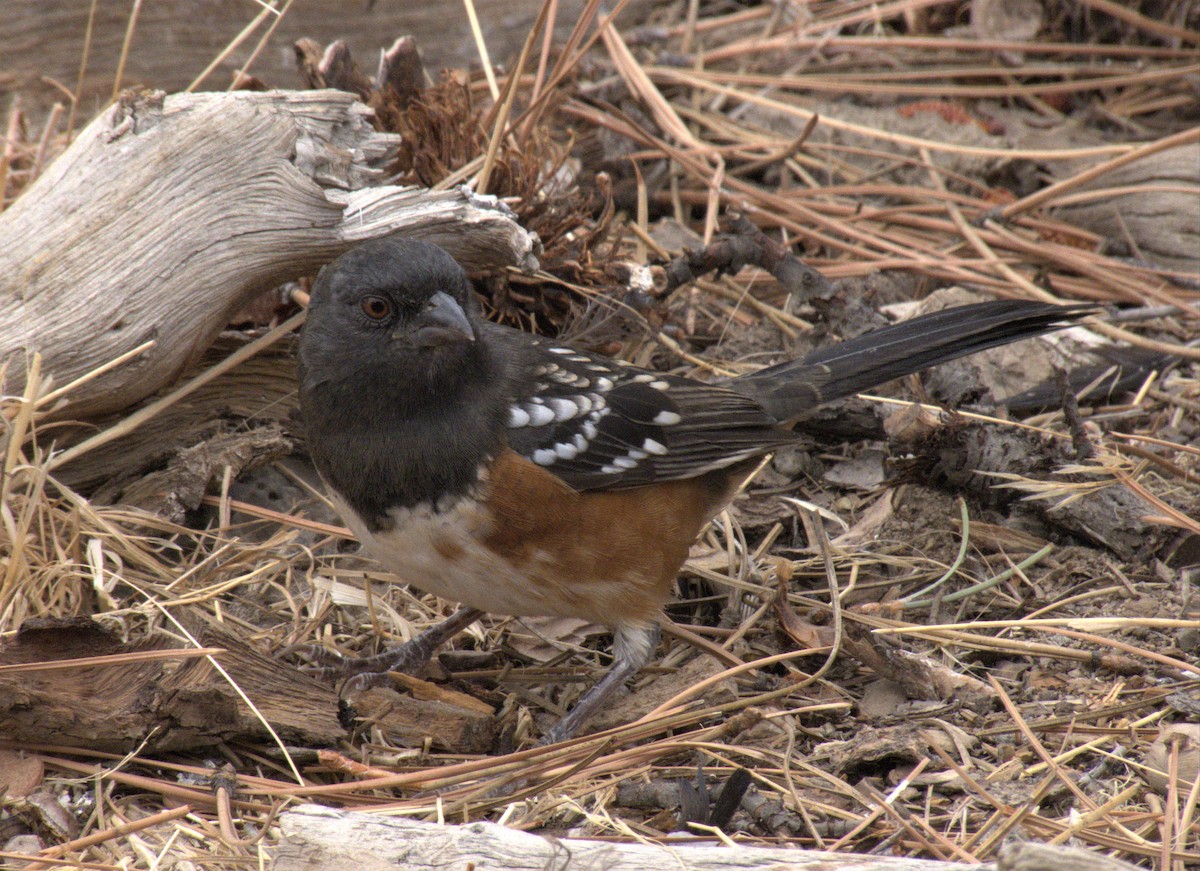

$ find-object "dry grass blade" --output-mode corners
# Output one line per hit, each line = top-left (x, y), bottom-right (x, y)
(475, 0), (550, 194)
(1000, 126), (1200, 219)
(185, 0), (285, 92)
(0, 647), (224, 674)
(1075, 0), (1200, 44)
(3, 0), (1198, 865)
(28, 805), (194, 870)
(109, 0), (144, 102)
(46, 311), (304, 471)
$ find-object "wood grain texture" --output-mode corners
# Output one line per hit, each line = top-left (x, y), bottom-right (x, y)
(0, 616), (496, 754)
(0, 88), (539, 419)
(275, 805), (986, 871)
(0, 0), (643, 111)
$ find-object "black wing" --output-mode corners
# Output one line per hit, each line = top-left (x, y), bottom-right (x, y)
(485, 326), (798, 491)
(730, 300), (1096, 419)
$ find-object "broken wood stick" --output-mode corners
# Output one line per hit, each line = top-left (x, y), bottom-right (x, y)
(0, 88), (540, 419)
(275, 805), (987, 870)
(0, 616), (495, 754)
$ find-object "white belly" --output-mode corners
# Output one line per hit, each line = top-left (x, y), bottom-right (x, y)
(333, 494), (570, 618)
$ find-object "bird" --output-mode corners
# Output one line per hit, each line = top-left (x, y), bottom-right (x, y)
(297, 235), (1093, 744)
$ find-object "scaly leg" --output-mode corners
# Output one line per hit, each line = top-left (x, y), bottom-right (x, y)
(302, 606), (484, 691)
(541, 621), (660, 744)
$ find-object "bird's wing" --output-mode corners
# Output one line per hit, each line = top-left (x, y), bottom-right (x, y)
(487, 327), (798, 491)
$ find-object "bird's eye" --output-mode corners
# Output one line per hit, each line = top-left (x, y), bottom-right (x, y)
(360, 296), (391, 321)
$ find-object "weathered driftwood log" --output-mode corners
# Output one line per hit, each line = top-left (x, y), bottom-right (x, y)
(274, 804), (986, 871)
(997, 841), (1142, 871)
(896, 420), (1160, 561)
(1051, 143), (1200, 274)
(0, 88), (540, 419)
(0, 616), (496, 754)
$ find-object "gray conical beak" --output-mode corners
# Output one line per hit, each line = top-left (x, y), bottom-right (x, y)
(404, 291), (475, 347)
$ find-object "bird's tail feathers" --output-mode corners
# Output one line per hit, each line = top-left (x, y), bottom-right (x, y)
(729, 300), (1097, 420)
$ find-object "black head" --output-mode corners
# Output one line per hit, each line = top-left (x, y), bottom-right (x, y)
(298, 237), (509, 520)
(300, 237), (484, 400)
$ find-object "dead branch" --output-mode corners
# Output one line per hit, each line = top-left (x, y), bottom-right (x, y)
(0, 617), (495, 754)
(275, 804), (985, 870)
(0, 88), (540, 419)
(662, 213), (833, 301)
(898, 421), (1159, 560)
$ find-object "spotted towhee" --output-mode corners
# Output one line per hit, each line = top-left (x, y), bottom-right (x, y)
(298, 236), (1093, 743)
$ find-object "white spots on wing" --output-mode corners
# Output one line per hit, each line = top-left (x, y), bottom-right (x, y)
(578, 403), (611, 443)
(642, 438), (668, 455)
(532, 434), (590, 463)
(524, 403), (556, 426)
(508, 406), (530, 428)
(508, 394), (605, 428)
(595, 431), (671, 475)
(550, 368), (588, 388)
(545, 397), (579, 421)
(517, 348), (695, 479)
(601, 457), (639, 473)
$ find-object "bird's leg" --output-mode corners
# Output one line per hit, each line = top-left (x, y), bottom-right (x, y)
(301, 606), (484, 691)
(541, 621), (660, 745)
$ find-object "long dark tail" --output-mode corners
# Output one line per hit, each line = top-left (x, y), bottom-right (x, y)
(728, 300), (1096, 421)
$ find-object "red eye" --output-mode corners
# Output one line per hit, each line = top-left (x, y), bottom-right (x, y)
(360, 296), (391, 320)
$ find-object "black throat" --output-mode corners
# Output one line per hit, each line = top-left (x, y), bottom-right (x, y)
(299, 345), (508, 530)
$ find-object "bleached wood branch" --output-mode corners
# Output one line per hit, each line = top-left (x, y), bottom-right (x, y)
(0, 88), (540, 419)
(275, 805), (985, 871)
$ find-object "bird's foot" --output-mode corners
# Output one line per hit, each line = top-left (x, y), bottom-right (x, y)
(290, 637), (437, 691)
(538, 621), (660, 745)
(289, 607), (485, 693)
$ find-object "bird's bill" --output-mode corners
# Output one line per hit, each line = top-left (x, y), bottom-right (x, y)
(405, 291), (475, 347)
